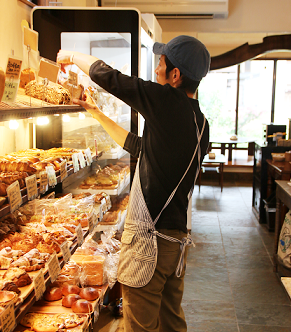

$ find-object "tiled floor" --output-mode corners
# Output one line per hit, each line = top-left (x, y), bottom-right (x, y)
(94, 180), (291, 331)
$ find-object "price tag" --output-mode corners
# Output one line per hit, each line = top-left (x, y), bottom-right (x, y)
(47, 253), (60, 284)
(72, 153), (79, 173)
(88, 215), (94, 233)
(94, 300), (100, 322)
(0, 257), (11, 270)
(25, 174), (38, 201)
(61, 241), (71, 263)
(99, 204), (103, 221)
(2, 81), (19, 103)
(78, 152), (86, 169)
(5, 57), (22, 80)
(84, 148), (93, 166)
(23, 26), (38, 52)
(46, 165), (57, 187)
(68, 70), (78, 86)
(39, 171), (48, 194)
(60, 160), (68, 182)
(0, 303), (16, 332)
(76, 224), (84, 246)
(34, 269), (45, 301)
(39, 58), (59, 83)
(7, 181), (22, 213)
(101, 198), (107, 214)
(106, 196), (112, 210)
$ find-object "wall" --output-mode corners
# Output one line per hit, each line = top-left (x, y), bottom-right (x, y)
(157, 0), (291, 57)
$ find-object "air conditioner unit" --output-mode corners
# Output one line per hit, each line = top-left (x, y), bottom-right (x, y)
(101, 0), (228, 19)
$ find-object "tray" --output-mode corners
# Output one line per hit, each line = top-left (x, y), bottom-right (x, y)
(64, 172), (130, 196)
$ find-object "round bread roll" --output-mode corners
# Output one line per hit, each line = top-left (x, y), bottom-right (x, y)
(61, 284), (81, 296)
(79, 287), (99, 301)
(71, 299), (93, 313)
(62, 294), (81, 308)
(43, 287), (63, 301)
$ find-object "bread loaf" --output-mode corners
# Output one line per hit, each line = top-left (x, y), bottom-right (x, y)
(0, 161), (37, 174)
(62, 294), (81, 308)
(61, 284), (81, 296)
(0, 67), (5, 101)
(20, 68), (35, 89)
(71, 255), (105, 286)
(43, 287), (63, 301)
(79, 287), (99, 301)
(71, 299), (92, 313)
(25, 80), (71, 105)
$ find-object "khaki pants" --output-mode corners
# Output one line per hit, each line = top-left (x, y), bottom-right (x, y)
(122, 229), (188, 332)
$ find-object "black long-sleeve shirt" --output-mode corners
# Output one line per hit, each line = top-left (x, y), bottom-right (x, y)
(89, 60), (209, 233)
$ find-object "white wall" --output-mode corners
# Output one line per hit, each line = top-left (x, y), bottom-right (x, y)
(157, 0), (291, 57)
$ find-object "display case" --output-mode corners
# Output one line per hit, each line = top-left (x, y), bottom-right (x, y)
(252, 141), (290, 226)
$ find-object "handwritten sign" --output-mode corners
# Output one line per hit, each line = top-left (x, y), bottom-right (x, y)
(78, 152), (86, 169)
(5, 57), (22, 80)
(38, 58), (59, 83)
(61, 241), (71, 263)
(72, 153), (79, 173)
(84, 148), (93, 166)
(68, 70), (78, 86)
(47, 253), (60, 283)
(23, 26), (38, 52)
(7, 181), (22, 213)
(46, 165), (57, 187)
(60, 160), (68, 182)
(2, 81), (19, 103)
(76, 224), (84, 246)
(25, 174), (38, 200)
(34, 269), (45, 301)
(39, 171), (48, 194)
(0, 303), (16, 332)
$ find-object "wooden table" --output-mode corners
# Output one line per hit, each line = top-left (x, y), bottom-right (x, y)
(266, 159), (291, 198)
(209, 137), (255, 162)
(273, 180), (291, 274)
(198, 154), (227, 192)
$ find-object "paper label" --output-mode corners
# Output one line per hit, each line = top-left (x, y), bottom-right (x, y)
(94, 300), (99, 322)
(0, 303), (16, 332)
(39, 58), (59, 83)
(68, 70), (78, 86)
(99, 204), (103, 221)
(47, 253), (60, 284)
(88, 215), (94, 233)
(78, 152), (86, 169)
(76, 224), (84, 246)
(5, 57), (22, 80)
(46, 165), (57, 187)
(84, 148), (93, 166)
(60, 160), (68, 182)
(34, 269), (45, 301)
(1, 257), (11, 270)
(23, 26), (38, 52)
(2, 81), (19, 103)
(61, 241), (71, 263)
(25, 174), (38, 201)
(39, 171), (48, 194)
(72, 153), (79, 173)
(7, 181), (22, 213)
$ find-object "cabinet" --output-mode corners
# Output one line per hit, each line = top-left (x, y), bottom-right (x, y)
(252, 142), (290, 226)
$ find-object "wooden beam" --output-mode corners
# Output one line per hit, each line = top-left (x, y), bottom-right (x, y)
(210, 34), (291, 70)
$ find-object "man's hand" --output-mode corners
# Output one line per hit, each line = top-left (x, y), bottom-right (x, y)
(57, 50), (74, 73)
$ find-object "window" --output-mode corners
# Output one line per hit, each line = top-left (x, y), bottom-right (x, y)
(198, 66), (237, 138)
(238, 60), (273, 140)
(274, 60), (291, 135)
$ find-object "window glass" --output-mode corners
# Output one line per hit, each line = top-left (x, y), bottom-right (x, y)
(238, 60), (273, 140)
(274, 60), (291, 136)
(198, 66), (237, 138)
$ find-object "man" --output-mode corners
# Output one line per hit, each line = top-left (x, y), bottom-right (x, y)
(57, 35), (210, 331)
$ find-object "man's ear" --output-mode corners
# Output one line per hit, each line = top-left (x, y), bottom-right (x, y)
(172, 68), (181, 86)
